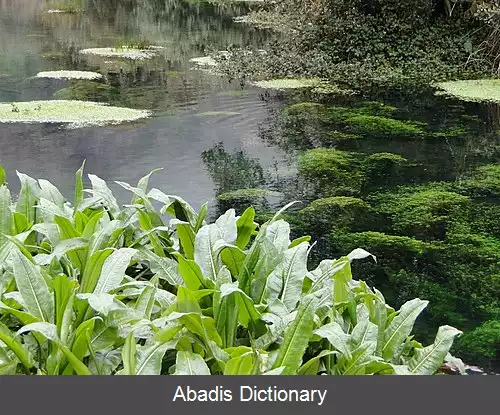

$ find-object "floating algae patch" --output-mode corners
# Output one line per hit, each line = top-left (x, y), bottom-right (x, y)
(36, 71), (104, 80)
(251, 78), (354, 95)
(434, 79), (500, 103)
(79, 47), (161, 60)
(0, 100), (151, 128)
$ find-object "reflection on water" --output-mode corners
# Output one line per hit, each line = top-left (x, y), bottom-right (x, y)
(0, 0), (280, 209)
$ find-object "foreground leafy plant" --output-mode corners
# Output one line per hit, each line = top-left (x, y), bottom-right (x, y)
(0, 164), (464, 375)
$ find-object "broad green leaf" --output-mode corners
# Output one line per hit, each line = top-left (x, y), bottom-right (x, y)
(80, 248), (114, 293)
(314, 322), (350, 355)
(174, 351), (211, 375)
(279, 242), (309, 311)
(220, 245), (246, 277)
(17, 322), (92, 375)
(408, 325), (462, 375)
(219, 283), (263, 333)
(333, 260), (353, 306)
(135, 340), (177, 375)
(53, 275), (77, 343)
(265, 219), (291, 254)
(224, 352), (256, 375)
(298, 350), (336, 375)
(176, 223), (195, 260)
(11, 249), (54, 323)
(174, 253), (207, 290)
(15, 172), (40, 224)
(0, 322), (33, 370)
(87, 174), (120, 217)
(235, 207), (257, 250)
(36, 237), (88, 266)
(135, 280), (157, 319)
(382, 298), (429, 361)
(0, 301), (40, 326)
(139, 249), (183, 286)
(272, 293), (319, 374)
(87, 220), (122, 256)
(38, 179), (65, 209)
(213, 289), (238, 349)
(194, 224), (221, 281)
(93, 248), (136, 295)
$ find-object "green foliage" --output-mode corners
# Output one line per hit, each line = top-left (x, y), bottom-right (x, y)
(0, 166), (463, 375)
(298, 148), (362, 192)
(344, 115), (424, 136)
(372, 187), (471, 241)
(300, 196), (371, 231)
(459, 164), (500, 198)
(53, 81), (120, 103)
(454, 320), (500, 371)
(362, 153), (409, 188)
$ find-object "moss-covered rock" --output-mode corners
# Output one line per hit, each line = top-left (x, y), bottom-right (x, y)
(299, 196), (370, 232)
(298, 148), (362, 192)
(460, 164), (500, 198)
(372, 187), (471, 241)
(362, 152), (408, 188)
(344, 114), (424, 136)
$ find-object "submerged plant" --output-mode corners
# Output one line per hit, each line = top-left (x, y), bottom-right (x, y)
(0, 164), (464, 375)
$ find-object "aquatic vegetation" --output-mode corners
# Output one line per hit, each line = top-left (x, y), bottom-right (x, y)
(0, 100), (151, 128)
(46, 0), (84, 13)
(373, 187), (471, 241)
(52, 81), (120, 103)
(36, 71), (104, 81)
(298, 148), (361, 191)
(459, 164), (500, 197)
(300, 196), (371, 231)
(454, 320), (500, 372)
(0, 165), (464, 375)
(434, 79), (500, 104)
(344, 115), (424, 136)
(80, 47), (160, 60)
(251, 78), (352, 95)
(362, 153), (409, 188)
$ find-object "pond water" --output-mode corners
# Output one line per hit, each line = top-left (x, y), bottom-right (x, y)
(0, 0), (499, 370)
(0, 0), (285, 210)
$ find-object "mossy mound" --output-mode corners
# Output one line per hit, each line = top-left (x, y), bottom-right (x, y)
(36, 71), (103, 80)
(344, 114), (424, 136)
(460, 164), (500, 198)
(300, 196), (371, 231)
(299, 148), (358, 181)
(362, 152), (409, 187)
(0, 100), (151, 128)
(373, 187), (471, 241)
(435, 79), (500, 103)
(53, 81), (120, 103)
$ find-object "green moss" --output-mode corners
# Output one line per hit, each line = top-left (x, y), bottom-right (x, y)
(300, 196), (370, 231)
(460, 164), (500, 198)
(344, 114), (424, 136)
(355, 101), (398, 117)
(454, 320), (500, 372)
(53, 81), (120, 103)
(362, 152), (408, 188)
(373, 187), (471, 241)
(217, 188), (273, 201)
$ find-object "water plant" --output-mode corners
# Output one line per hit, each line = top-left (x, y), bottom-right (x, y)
(79, 47), (160, 61)
(0, 164), (464, 375)
(435, 79), (500, 104)
(36, 71), (104, 81)
(0, 100), (151, 128)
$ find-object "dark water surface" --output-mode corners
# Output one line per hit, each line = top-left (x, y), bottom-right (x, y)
(0, 0), (284, 209)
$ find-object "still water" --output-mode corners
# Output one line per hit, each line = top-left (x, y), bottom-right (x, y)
(0, 0), (284, 209)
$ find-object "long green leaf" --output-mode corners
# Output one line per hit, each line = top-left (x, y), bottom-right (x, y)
(11, 249), (54, 323)
(174, 351), (211, 375)
(272, 293), (319, 374)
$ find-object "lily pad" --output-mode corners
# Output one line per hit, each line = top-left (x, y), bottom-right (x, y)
(79, 47), (161, 60)
(36, 71), (104, 81)
(434, 79), (500, 103)
(0, 100), (151, 128)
